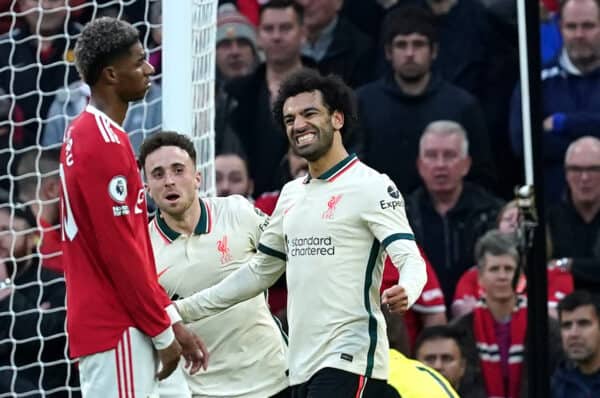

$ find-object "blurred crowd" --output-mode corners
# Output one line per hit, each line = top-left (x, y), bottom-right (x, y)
(1, 0), (600, 397)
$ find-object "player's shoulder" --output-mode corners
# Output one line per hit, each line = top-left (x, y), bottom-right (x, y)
(69, 106), (126, 147)
(280, 176), (306, 197)
(206, 194), (260, 219)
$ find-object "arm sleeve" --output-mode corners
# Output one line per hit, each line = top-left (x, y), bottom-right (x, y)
(176, 192), (289, 322)
(360, 177), (426, 307)
(74, 139), (172, 344)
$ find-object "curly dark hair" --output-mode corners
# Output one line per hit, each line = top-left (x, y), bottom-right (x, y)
(138, 131), (197, 171)
(74, 17), (140, 86)
(272, 68), (357, 137)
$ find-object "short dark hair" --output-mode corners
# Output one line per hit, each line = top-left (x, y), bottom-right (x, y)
(413, 325), (465, 358)
(259, 0), (304, 24)
(558, 290), (600, 321)
(475, 229), (519, 269)
(75, 17), (140, 86)
(382, 6), (437, 47)
(138, 131), (197, 171)
(272, 68), (357, 137)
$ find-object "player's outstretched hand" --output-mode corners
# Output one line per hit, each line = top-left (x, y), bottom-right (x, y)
(156, 339), (182, 380)
(173, 321), (209, 374)
(382, 284), (409, 314)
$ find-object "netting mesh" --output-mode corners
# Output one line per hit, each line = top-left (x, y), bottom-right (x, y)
(0, 1), (216, 396)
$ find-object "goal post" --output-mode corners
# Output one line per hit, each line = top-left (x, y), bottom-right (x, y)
(162, 0), (217, 197)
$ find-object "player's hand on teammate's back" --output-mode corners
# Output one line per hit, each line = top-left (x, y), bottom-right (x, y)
(382, 285), (409, 314)
(173, 321), (209, 374)
(156, 338), (182, 380)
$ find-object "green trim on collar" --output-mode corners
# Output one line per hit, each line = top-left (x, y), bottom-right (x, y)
(304, 153), (358, 183)
(155, 199), (211, 242)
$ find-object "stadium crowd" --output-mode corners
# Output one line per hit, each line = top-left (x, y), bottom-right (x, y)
(1, 0), (600, 397)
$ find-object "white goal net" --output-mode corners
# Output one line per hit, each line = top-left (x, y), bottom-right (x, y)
(0, 0), (216, 396)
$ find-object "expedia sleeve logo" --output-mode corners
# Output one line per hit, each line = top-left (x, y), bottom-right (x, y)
(380, 185), (404, 210)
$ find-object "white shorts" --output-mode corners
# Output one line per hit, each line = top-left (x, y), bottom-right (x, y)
(159, 362), (191, 398)
(79, 327), (160, 398)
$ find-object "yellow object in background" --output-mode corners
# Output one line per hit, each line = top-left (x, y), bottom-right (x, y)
(388, 349), (460, 398)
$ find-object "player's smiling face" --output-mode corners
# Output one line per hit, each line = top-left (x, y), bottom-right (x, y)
(282, 90), (342, 162)
(144, 145), (201, 217)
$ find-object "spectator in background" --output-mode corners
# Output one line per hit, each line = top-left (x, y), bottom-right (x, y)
(407, 121), (503, 306)
(215, 152), (254, 198)
(452, 230), (563, 398)
(226, 0), (310, 197)
(552, 290), (600, 398)
(214, 3), (258, 155)
(414, 325), (486, 398)
(297, 0), (375, 88)
(0, 0), (81, 146)
(357, 6), (495, 195)
(510, 0), (600, 204)
(452, 199), (573, 318)
(216, 3), (259, 82)
(548, 136), (600, 293)
(0, 200), (80, 397)
(540, 0), (563, 64)
(42, 3), (163, 154)
(16, 148), (63, 274)
(0, 88), (25, 193)
(417, 0), (519, 199)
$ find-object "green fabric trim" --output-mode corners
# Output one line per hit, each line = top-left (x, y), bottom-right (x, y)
(381, 233), (415, 249)
(316, 153), (357, 181)
(257, 243), (287, 261)
(364, 239), (380, 377)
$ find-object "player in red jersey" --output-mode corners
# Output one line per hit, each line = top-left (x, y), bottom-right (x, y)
(59, 17), (208, 397)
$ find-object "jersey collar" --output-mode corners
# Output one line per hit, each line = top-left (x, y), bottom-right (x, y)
(303, 153), (359, 184)
(154, 199), (212, 243)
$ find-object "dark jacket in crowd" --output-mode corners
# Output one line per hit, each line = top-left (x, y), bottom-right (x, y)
(0, 259), (80, 397)
(551, 361), (600, 398)
(357, 72), (496, 196)
(312, 16), (375, 88)
(407, 182), (503, 306)
(453, 306), (563, 398)
(548, 198), (600, 292)
(510, 55), (600, 204)
(0, 22), (81, 146)
(225, 62), (298, 197)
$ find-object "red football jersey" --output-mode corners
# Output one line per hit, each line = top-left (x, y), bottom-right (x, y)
(59, 105), (172, 358)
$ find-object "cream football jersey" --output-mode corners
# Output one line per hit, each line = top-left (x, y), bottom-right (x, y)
(177, 154), (426, 386)
(149, 195), (288, 398)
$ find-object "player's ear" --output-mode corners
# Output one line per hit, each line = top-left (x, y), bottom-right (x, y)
(331, 110), (344, 132)
(102, 65), (119, 85)
(144, 182), (154, 199)
(195, 171), (202, 189)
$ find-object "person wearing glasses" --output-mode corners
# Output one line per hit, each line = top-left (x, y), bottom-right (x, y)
(548, 136), (600, 292)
